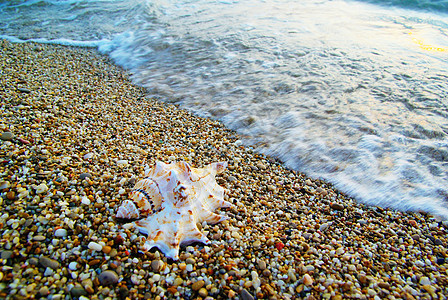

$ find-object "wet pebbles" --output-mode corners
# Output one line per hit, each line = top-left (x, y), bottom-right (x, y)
(1, 39), (448, 299)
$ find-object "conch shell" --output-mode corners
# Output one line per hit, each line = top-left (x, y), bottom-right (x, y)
(116, 161), (231, 260)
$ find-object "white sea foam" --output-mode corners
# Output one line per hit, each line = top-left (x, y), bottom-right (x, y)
(0, 35), (107, 48)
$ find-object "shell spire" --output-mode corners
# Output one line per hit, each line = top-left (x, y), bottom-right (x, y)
(116, 161), (232, 260)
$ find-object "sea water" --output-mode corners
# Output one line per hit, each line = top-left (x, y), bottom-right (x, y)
(1, 0), (448, 218)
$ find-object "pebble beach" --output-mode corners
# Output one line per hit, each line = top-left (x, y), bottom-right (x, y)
(1, 39), (448, 299)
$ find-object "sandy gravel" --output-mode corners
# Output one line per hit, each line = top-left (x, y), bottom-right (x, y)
(1, 39), (448, 299)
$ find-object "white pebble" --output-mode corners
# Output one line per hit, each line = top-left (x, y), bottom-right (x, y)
(251, 271), (259, 280)
(117, 160), (128, 167)
(55, 229), (67, 237)
(186, 264), (193, 272)
(68, 262), (78, 271)
(35, 183), (48, 194)
(87, 242), (103, 251)
(419, 276), (431, 285)
(81, 196), (91, 205)
(44, 267), (54, 276)
(131, 274), (140, 285)
(83, 153), (94, 159)
(152, 274), (161, 282)
(79, 273), (90, 281)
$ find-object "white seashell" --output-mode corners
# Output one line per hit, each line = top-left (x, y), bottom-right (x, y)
(116, 161), (232, 260)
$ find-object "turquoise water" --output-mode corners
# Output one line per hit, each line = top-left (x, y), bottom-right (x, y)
(1, 0), (448, 218)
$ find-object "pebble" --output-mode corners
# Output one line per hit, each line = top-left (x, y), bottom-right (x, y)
(267, 185), (276, 192)
(378, 282), (390, 289)
(71, 286), (88, 297)
(39, 256), (59, 270)
(419, 276), (431, 285)
(17, 87), (31, 93)
(0, 132), (14, 141)
(240, 288), (255, 300)
(0, 181), (10, 189)
(1, 251), (13, 260)
(330, 202), (345, 211)
(39, 286), (49, 296)
(44, 267), (54, 276)
(54, 229), (68, 237)
(152, 274), (161, 282)
(79, 173), (92, 180)
(68, 261), (78, 271)
(256, 162), (266, 170)
(303, 274), (313, 286)
(35, 183), (48, 194)
(83, 153), (94, 160)
(174, 277), (183, 286)
(6, 191), (15, 200)
(178, 262), (187, 271)
(81, 196), (91, 205)
(117, 159), (128, 167)
(88, 241), (103, 251)
(192, 280), (205, 291)
(257, 260), (266, 270)
(29, 257), (39, 266)
(98, 270), (119, 286)
(102, 245), (112, 254)
(33, 235), (46, 241)
(151, 259), (164, 272)
(198, 288), (208, 297)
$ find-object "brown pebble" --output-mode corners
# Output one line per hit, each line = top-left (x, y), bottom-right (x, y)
(198, 287), (208, 297)
(264, 284), (275, 295)
(102, 246), (112, 254)
(257, 260), (266, 270)
(330, 202), (345, 211)
(192, 280), (205, 291)
(378, 282), (390, 289)
(89, 259), (101, 266)
(167, 286), (177, 294)
(109, 249), (118, 257)
(303, 274), (313, 286)
(179, 262), (187, 271)
(39, 286), (49, 296)
(262, 269), (271, 277)
(6, 191), (15, 200)
(85, 285), (94, 294)
(253, 240), (261, 248)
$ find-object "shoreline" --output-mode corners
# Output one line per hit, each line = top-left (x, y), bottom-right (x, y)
(1, 39), (447, 299)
